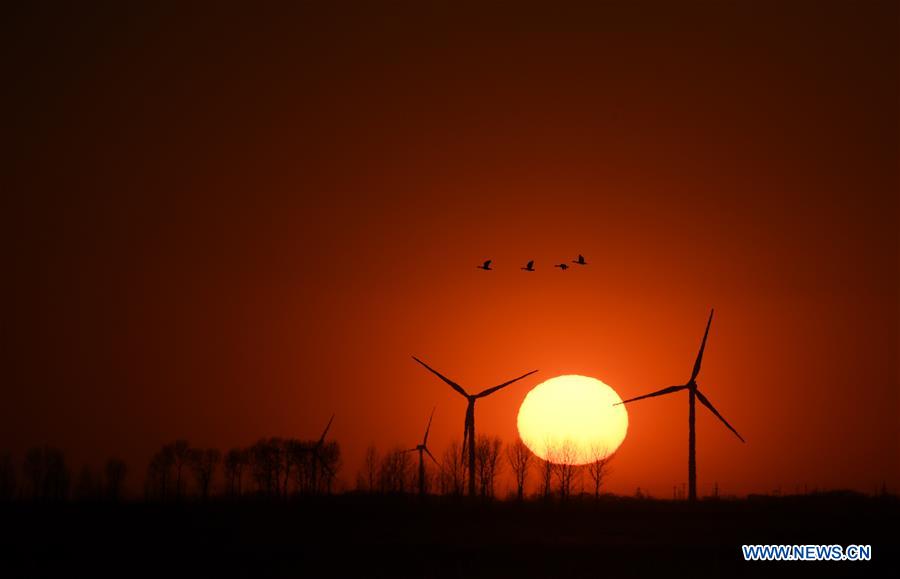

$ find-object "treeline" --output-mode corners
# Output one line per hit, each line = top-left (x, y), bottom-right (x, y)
(145, 437), (341, 500)
(0, 437), (613, 502)
(356, 436), (612, 500)
(0, 447), (126, 502)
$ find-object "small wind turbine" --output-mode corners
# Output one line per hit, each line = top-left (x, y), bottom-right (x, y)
(412, 357), (537, 497)
(310, 414), (335, 494)
(616, 309), (744, 501)
(403, 406), (440, 496)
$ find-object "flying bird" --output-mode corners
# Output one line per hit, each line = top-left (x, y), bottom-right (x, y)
(615, 309), (744, 502)
(554, 263), (569, 270)
(521, 260), (535, 272)
(477, 260), (493, 270)
(572, 254), (588, 265)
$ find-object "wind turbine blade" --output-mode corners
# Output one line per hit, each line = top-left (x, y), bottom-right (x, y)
(424, 447), (440, 467)
(412, 356), (469, 397)
(690, 309), (714, 382)
(402, 448), (418, 453)
(695, 388), (745, 443)
(423, 406), (436, 445)
(318, 414), (335, 446)
(475, 369), (539, 398)
(616, 385), (687, 405)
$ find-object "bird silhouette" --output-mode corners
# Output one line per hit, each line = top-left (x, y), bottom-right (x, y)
(477, 260), (492, 270)
(521, 260), (535, 272)
(554, 263), (569, 270)
(572, 254), (588, 265)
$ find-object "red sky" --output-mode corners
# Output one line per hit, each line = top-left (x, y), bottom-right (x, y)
(2, 1), (897, 497)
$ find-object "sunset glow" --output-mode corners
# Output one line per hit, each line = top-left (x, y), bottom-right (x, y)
(517, 375), (628, 465)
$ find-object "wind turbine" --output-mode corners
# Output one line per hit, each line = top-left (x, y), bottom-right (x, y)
(616, 309), (744, 501)
(403, 406), (440, 496)
(309, 414), (335, 494)
(412, 356), (537, 497)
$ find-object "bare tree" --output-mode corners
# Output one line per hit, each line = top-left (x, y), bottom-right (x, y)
(439, 440), (465, 496)
(361, 444), (379, 493)
(189, 448), (221, 500)
(104, 458), (127, 501)
(0, 453), (15, 501)
(24, 446), (69, 501)
(223, 448), (248, 497)
(378, 448), (414, 494)
(506, 439), (532, 501)
(146, 446), (174, 500)
(475, 435), (503, 498)
(75, 465), (97, 501)
(552, 440), (579, 500)
(317, 441), (341, 494)
(587, 445), (612, 499)
(540, 441), (555, 499)
(167, 440), (191, 499)
(250, 438), (278, 497)
(23, 447), (44, 499)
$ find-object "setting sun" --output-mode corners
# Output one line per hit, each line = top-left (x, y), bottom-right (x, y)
(517, 375), (628, 464)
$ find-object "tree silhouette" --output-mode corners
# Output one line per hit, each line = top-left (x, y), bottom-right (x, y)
(0, 452), (15, 501)
(551, 440), (579, 500)
(223, 448), (248, 498)
(23, 446), (69, 501)
(250, 438), (278, 497)
(189, 448), (221, 500)
(75, 465), (97, 501)
(540, 441), (554, 499)
(439, 440), (465, 496)
(378, 448), (413, 494)
(317, 441), (341, 494)
(505, 439), (532, 501)
(104, 458), (127, 501)
(146, 446), (174, 500)
(587, 445), (612, 499)
(360, 444), (379, 493)
(168, 440), (191, 499)
(23, 448), (44, 499)
(475, 435), (503, 498)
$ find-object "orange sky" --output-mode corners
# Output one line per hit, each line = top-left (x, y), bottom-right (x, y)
(2, 1), (898, 497)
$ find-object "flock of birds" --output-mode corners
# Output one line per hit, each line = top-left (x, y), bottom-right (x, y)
(477, 254), (589, 271)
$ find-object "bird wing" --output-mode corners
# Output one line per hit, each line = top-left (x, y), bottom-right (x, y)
(695, 388), (745, 443)
(616, 385), (687, 405)
(527, 260), (534, 268)
(484, 260), (492, 268)
(690, 309), (714, 382)
(475, 369), (539, 398)
(423, 406), (436, 445)
(412, 356), (469, 397)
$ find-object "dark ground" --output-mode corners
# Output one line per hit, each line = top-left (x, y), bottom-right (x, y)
(1, 492), (896, 578)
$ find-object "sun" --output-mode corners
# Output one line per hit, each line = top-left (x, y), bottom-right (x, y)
(516, 375), (628, 465)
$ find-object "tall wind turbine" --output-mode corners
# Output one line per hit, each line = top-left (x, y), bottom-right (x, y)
(412, 356), (537, 497)
(617, 309), (744, 501)
(310, 414), (335, 494)
(403, 406), (440, 496)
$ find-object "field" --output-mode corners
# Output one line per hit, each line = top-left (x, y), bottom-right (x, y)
(2, 492), (895, 577)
